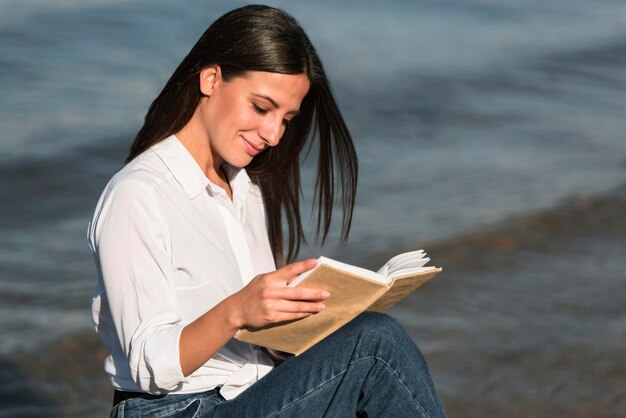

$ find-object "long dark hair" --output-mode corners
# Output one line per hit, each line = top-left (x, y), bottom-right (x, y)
(127, 5), (358, 264)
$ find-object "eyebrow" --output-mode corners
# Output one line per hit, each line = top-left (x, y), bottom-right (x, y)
(251, 94), (301, 116)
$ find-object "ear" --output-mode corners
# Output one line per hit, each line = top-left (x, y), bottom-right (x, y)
(199, 65), (221, 96)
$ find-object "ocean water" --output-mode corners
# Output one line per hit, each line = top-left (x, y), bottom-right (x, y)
(0, 0), (625, 416)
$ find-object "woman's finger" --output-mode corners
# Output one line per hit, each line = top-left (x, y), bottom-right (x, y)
(272, 258), (318, 283)
(266, 311), (314, 324)
(273, 286), (330, 302)
(266, 299), (326, 314)
(251, 300), (324, 325)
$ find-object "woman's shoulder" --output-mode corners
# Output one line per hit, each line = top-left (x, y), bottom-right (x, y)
(107, 149), (169, 193)
(91, 150), (173, 217)
(88, 150), (170, 246)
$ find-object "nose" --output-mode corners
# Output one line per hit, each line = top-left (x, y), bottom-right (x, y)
(258, 116), (283, 147)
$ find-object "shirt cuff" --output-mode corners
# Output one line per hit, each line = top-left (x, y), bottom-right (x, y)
(139, 325), (189, 392)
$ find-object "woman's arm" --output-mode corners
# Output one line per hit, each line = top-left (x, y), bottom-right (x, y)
(92, 179), (327, 384)
(179, 258), (328, 376)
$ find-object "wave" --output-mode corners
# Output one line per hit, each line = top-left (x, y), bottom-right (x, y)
(367, 181), (626, 273)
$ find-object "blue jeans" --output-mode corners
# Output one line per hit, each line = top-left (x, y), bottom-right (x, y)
(111, 312), (447, 417)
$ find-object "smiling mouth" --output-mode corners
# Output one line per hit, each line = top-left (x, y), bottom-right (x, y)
(243, 138), (265, 156)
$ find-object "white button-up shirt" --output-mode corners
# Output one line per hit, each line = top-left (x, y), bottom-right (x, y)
(88, 135), (275, 399)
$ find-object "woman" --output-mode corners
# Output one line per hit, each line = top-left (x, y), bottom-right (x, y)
(89, 5), (447, 417)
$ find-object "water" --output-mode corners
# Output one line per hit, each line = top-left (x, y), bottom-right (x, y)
(1, 0), (625, 416)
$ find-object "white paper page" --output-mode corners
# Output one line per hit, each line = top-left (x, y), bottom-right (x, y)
(377, 250), (429, 277)
(388, 266), (435, 280)
(386, 250), (425, 268)
(289, 256), (387, 287)
(388, 253), (429, 271)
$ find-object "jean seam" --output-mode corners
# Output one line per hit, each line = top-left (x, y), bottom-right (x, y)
(371, 356), (431, 418)
(268, 369), (346, 417)
(151, 398), (200, 418)
(116, 400), (125, 417)
(268, 356), (430, 418)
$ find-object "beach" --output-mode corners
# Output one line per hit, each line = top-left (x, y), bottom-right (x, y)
(1, 0), (625, 416)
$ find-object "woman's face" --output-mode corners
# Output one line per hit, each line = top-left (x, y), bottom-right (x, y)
(198, 67), (310, 168)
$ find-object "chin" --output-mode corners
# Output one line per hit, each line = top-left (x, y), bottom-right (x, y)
(226, 155), (254, 169)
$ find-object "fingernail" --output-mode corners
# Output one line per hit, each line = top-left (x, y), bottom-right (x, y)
(317, 303), (326, 310)
(321, 291), (330, 299)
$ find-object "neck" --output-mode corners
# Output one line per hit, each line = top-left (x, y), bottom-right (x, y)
(175, 122), (222, 185)
(174, 103), (232, 200)
(175, 131), (233, 201)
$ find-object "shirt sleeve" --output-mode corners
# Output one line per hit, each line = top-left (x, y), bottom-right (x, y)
(90, 178), (188, 393)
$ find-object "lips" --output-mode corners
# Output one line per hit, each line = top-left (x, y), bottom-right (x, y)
(242, 138), (265, 156)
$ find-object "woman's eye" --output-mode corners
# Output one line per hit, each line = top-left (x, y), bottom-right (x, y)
(252, 103), (268, 115)
(282, 118), (292, 127)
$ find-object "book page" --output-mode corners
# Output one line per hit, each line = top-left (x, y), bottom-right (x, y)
(376, 250), (430, 279)
(385, 250), (425, 268)
(290, 256), (387, 287)
(388, 265), (433, 280)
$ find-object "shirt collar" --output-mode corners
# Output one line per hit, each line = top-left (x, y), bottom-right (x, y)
(151, 135), (210, 199)
(223, 164), (251, 206)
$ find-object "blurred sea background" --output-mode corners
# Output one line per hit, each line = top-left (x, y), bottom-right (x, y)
(1, 0), (625, 416)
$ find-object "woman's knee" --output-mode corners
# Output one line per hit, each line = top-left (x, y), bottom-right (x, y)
(350, 312), (413, 345)
(342, 312), (431, 375)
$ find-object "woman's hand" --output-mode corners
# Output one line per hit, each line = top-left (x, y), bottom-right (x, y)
(180, 258), (327, 376)
(228, 258), (330, 330)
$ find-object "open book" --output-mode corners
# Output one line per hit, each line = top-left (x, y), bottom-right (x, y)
(234, 250), (442, 355)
